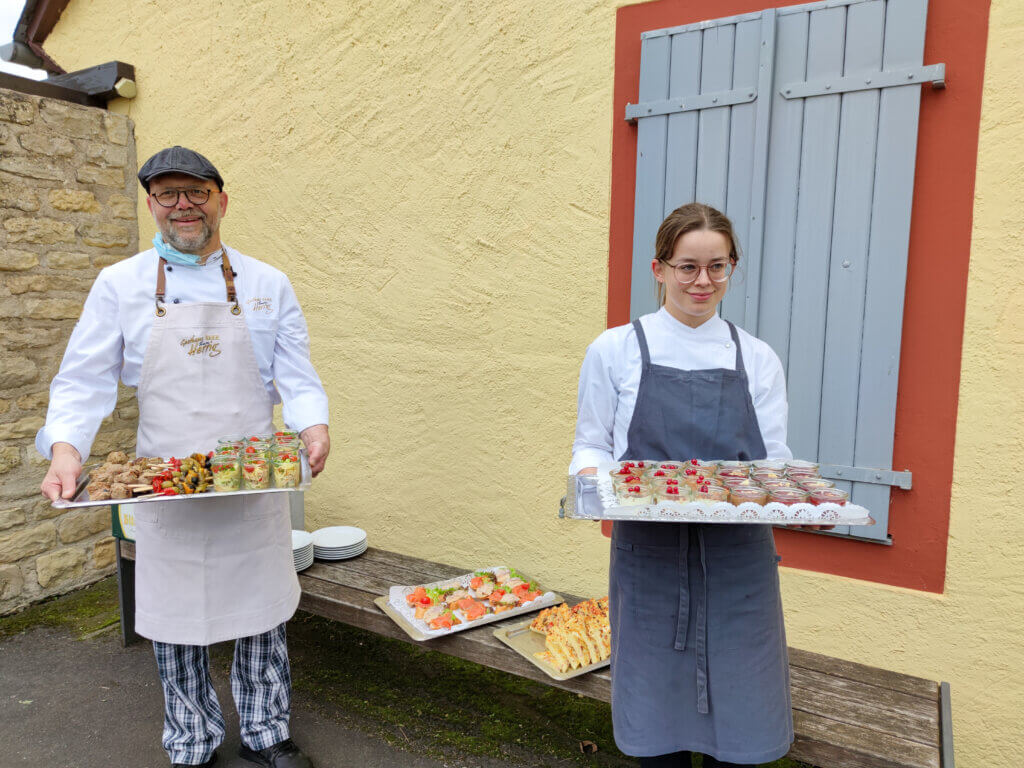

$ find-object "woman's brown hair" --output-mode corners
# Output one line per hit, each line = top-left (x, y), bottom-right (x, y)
(654, 202), (741, 306)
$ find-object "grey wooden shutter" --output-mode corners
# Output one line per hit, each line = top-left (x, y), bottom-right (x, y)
(627, 0), (942, 542)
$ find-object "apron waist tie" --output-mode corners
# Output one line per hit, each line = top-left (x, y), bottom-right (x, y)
(673, 525), (710, 715)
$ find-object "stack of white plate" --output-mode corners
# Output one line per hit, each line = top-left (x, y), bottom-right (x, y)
(311, 526), (367, 560)
(292, 530), (314, 572)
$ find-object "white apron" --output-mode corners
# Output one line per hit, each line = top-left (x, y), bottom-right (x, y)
(132, 253), (299, 646)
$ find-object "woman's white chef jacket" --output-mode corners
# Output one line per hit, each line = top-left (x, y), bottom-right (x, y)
(570, 308), (792, 473)
(36, 245), (329, 460)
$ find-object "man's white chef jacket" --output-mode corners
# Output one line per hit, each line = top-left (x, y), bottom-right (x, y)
(37, 245), (329, 460)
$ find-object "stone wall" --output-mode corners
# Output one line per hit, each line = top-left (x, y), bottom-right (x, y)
(0, 87), (138, 615)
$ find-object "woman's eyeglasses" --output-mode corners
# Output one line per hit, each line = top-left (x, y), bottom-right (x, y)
(664, 260), (735, 284)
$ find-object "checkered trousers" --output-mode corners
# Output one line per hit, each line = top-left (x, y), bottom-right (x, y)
(152, 623), (292, 765)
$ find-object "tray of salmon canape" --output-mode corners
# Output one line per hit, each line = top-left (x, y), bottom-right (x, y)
(50, 437), (310, 509)
(561, 459), (874, 527)
(375, 567), (563, 641)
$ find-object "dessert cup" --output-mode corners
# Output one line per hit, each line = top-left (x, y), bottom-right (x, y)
(809, 487), (849, 505)
(615, 482), (653, 506)
(729, 486), (769, 505)
(768, 487), (809, 505)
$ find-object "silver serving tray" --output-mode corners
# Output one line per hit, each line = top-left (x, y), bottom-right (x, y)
(493, 616), (610, 681)
(377, 568), (563, 642)
(562, 468), (874, 527)
(51, 450), (311, 509)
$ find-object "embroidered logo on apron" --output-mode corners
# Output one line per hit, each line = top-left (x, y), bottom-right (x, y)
(180, 334), (222, 358)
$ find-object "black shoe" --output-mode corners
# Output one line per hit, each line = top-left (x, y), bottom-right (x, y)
(239, 738), (314, 768)
(172, 751), (217, 768)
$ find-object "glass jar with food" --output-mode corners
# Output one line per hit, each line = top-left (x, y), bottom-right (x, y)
(785, 459), (820, 475)
(217, 435), (245, 449)
(241, 441), (272, 460)
(612, 473), (646, 490)
(799, 478), (836, 491)
(272, 453), (302, 488)
(716, 466), (750, 480)
(760, 478), (801, 490)
(695, 483), (729, 502)
(242, 458), (271, 490)
(729, 485), (769, 505)
(751, 469), (786, 483)
(768, 487), (809, 506)
(630, 460), (660, 476)
(610, 466), (641, 484)
(809, 487), (849, 506)
(721, 476), (762, 488)
(752, 459), (786, 471)
(211, 457), (242, 492)
(648, 467), (678, 481)
(717, 460), (752, 472)
(654, 461), (684, 474)
(656, 483), (690, 503)
(615, 482), (653, 505)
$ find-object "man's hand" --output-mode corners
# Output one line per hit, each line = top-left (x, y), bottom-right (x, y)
(576, 467), (598, 476)
(41, 442), (83, 501)
(300, 424), (330, 477)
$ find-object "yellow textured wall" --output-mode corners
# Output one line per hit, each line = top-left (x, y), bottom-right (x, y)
(46, 1), (1021, 765)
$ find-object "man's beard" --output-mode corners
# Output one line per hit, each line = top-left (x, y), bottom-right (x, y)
(163, 213), (215, 253)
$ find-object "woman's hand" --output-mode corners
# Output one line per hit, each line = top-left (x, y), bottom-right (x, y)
(300, 424), (330, 477)
(41, 442), (82, 501)
(577, 467), (598, 476)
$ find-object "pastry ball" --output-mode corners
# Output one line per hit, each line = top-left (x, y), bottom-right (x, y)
(110, 482), (131, 500)
(106, 451), (130, 465)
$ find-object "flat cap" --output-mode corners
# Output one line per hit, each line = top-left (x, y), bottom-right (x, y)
(138, 146), (224, 191)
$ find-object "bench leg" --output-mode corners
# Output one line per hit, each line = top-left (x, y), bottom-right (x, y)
(116, 545), (141, 647)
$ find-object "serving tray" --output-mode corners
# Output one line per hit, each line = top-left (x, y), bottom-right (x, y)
(563, 466), (873, 526)
(493, 616), (610, 681)
(378, 567), (563, 642)
(51, 451), (311, 510)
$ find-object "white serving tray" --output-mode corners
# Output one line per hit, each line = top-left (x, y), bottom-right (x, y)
(51, 450), (311, 510)
(563, 465), (873, 527)
(381, 567), (563, 641)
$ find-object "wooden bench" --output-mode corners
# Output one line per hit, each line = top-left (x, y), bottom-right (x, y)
(116, 542), (954, 768)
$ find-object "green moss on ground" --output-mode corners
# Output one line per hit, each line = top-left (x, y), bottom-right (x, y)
(1, 579), (814, 768)
(269, 612), (814, 768)
(0, 577), (120, 640)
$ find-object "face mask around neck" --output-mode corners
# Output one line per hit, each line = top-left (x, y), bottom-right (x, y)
(153, 233), (221, 266)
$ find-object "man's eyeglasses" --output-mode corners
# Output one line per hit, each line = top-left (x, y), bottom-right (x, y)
(664, 260), (735, 284)
(150, 187), (212, 208)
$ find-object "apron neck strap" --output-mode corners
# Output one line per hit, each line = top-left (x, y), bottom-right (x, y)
(221, 251), (242, 314)
(154, 251), (241, 316)
(726, 320), (747, 373)
(155, 257), (168, 317)
(632, 319), (651, 369)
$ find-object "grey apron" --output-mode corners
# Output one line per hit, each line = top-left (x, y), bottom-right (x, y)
(609, 319), (793, 763)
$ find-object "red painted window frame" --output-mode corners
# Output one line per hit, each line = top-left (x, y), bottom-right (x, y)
(604, 0), (990, 592)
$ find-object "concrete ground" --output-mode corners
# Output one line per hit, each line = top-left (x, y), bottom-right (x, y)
(0, 624), (513, 768)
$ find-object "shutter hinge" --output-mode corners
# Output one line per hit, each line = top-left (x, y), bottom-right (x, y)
(625, 88), (757, 122)
(818, 464), (912, 490)
(780, 63), (945, 99)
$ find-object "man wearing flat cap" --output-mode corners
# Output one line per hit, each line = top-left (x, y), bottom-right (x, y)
(38, 146), (329, 768)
